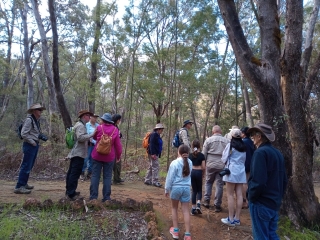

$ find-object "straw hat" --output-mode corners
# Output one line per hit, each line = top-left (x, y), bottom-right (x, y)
(26, 103), (46, 114)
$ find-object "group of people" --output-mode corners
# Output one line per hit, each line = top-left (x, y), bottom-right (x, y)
(160, 121), (287, 240)
(15, 104), (124, 203)
(16, 104), (287, 240)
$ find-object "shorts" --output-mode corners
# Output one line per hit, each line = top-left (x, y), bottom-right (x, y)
(170, 186), (191, 203)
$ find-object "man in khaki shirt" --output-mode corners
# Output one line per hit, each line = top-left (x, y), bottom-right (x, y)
(202, 125), (229, 212)
(179, 119), (193, 152)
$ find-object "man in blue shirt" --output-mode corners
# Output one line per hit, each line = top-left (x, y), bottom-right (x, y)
(81, 114), (99, 180)
(247, 123), (287, 240)
(144, 123), (164, 187)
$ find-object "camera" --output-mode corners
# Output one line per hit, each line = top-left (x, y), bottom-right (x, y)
(38, 133), (48, 142)
(219, 168), (231, 177)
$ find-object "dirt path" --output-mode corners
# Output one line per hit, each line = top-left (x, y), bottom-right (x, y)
(2, 179), (320, 240)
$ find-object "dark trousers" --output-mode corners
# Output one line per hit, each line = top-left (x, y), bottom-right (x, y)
(113, 160), (122, 182)
(66, 156), (84, 197)
(191, 169), (203, 204)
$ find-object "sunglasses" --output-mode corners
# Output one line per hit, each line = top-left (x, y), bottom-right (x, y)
(36, 109), (43, 112)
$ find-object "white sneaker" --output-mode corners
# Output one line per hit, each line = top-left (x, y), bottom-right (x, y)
(221, 217), (235, 227)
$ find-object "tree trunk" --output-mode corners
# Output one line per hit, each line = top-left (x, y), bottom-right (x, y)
(48, 0), (72, 129)
(241, 76), (253, 127)
(30, 0), (57, 114)
(280, 0), (320, 226)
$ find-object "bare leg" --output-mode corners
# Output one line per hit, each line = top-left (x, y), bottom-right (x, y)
(181, 202), (191, 233)
(226, 182), (235, 221)
(171, 199), (179, 228)
(234, 183), (243, 220)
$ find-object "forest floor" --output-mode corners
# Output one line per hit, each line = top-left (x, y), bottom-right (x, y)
(1, 174), (320, 240)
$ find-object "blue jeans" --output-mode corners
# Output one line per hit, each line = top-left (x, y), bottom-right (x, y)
(16, 142), (39, 188)
(191, 169), (203, 204)
(82, 145), (94, 173)
(249, 202), (280, 240)
(65, 157), (84, 197)
(90, 159), (114, 202)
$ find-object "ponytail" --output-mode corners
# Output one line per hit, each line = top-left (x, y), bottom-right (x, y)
(178, 144), (190, 177)
(191, 139), (201, 158)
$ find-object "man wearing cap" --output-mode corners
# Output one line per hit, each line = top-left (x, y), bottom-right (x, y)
(65, 110), (95, 200)
(179, 120), (193, 152)
(247, 123), (287, 239)
(14, 103), (46, 194)
(202, 125), (229, 211)
(81, 114), (99, 180)
(225, 125), (240, 140)
(144, 123), (165, 187)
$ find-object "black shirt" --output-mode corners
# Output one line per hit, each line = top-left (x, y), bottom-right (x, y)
(188, 152), (205, 167)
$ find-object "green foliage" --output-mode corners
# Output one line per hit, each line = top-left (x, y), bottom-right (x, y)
(278, 217), (320, 240)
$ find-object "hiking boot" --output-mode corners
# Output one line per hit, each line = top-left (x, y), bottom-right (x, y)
(221, 217), (235, 227)
(153, 182), (162, 188)
(214, 205), (222, 212)
(14, 187), (31, 194)
(196, 203), (202, 214)
(169, 227), (179, 239)
(203, 200), (210, 208)
(144, 181), (152, 185)
(25, 184), (34, 189)
(190, 208), (197, 215)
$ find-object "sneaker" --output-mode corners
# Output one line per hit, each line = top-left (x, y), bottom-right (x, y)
(203, 200), (210, 208)
(221, 217), (235, 227)
(214, 205), (222, 212)
(184, 233), (192, 240)
(25, 184), (34, 189)
(190, 208), (197, 215)
(153, 182), (162, 188)
(14, 187), (31, 194)
(233, 219), (241, 226)
(169, 227), (179, 239)
(196, 203), (202, 214)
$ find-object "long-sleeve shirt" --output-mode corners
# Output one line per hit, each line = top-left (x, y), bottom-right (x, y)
(147, 131), (162, 157)
(248, 142), (287, 211)
(165, 157), (193, 194)
(91, 123), (122, 162)
(86, 122), (98, 145)
(67, 120), (93, 159)
(179, 128), (191, 151)
(21, 114), (40, 146)
(242, 137), (255, 173)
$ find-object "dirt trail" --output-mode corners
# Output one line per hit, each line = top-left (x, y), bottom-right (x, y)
(2, 179), (320, 240)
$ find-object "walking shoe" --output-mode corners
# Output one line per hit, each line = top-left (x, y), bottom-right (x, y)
(214, 205), (222, 212)
(25, 184), (34, 189)
(196, 203), (202, 214)
(221, 217), (235, 227)
(153, 182), (162, 188)
(144, 181), (152, 185)
(233, 219), (241, 226)
(169, 227), (179, 239)
(14, 187), (31, 194)
(190, 207), (197, 215)
(202, 200), (210, 208)
(184, 233), (192, 240)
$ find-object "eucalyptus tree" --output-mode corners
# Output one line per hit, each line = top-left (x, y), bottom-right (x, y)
(217, 0), (320, 226)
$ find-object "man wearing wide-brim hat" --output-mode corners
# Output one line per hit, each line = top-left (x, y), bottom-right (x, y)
(179, 120), (193, 152)
(14, 103), (46, 194)
(65, 109), (95, 200)
(144, 123), (165, 187)
(246, 123), (287, 239)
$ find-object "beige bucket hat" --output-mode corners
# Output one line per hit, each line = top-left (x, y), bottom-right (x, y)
(154, 123), (165, 130)
(27, 103), (46, 114)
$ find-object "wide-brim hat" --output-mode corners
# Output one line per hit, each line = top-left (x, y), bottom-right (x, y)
(247, 123), (275, 142)
(183, 120), (193, 127)
(92, 113), (100, 118)
(154, 123), (165, 130)
(100, 113), (114, 124)
(27, 103), (46, 114)
(78, 110), (93, 118)
(230, 129), (242, 138)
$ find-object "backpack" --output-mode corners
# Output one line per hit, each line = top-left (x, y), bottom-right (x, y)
(17, 116), (34, 140)
(142, 132), (151, 149)
(65, 127), (75, 149)
(96, 126), (116, 155)
(172, 129), (181, 148)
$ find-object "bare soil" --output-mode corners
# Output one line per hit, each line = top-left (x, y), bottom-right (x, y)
(2, 176), (320, 240)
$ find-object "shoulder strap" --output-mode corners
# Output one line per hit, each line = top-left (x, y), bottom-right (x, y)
(101, 125), (105, 135)
(111, 127), (116, 136)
